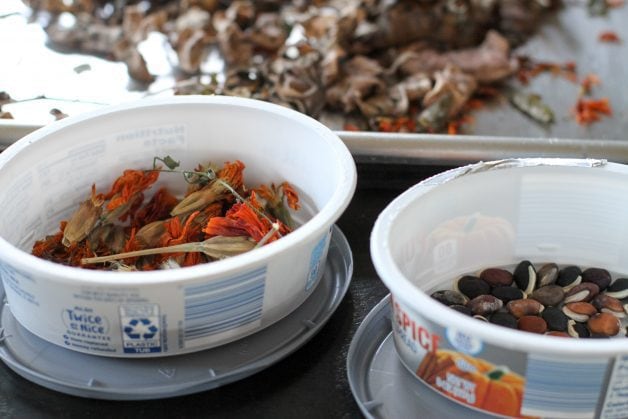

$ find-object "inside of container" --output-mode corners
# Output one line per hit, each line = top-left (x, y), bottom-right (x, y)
(386, 165), (628, 292)
(0, 102), (340, 251)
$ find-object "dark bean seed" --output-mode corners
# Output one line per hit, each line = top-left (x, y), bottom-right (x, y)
(489, 312), (518, 329)
(562, 302), (597, 322)
(588, 313), (621, 336)
(592, 294), (626, 318)
(567, 320), (590, 338)
(530, 285), (565, 307)
(480, 268), (514, 287)
(507, 299), (544, 318)
(473, 315), (489, 322)
(450, 304), (473, 316)
(542, 306), (569, 332)
(514, 260), (536, 294)
(537, 263), (559, 288)
(582, 267), (612, 291)
(455, 275), (491, 299)
(606, 278), (628, 299)
(431, 290), (468, 306)
(491, 286), (525, 304)
(564, 282), (599, 304)
(557, 265), (582, 291)
(467, 295), (503, 316)
(518, 316), (547, 334)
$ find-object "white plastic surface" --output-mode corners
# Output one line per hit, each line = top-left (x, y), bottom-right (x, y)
(369, 160), (628, 418)
(0, 225), (353, 400)
(0, 96), (356, 357)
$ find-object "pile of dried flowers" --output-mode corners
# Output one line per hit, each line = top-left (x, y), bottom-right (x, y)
(31, 157), (300, 271)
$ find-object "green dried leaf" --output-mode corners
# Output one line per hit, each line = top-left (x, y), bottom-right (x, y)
(509, 91), (555, 125)
(154, 155), (180, 170)
(588, 0), (608, 16)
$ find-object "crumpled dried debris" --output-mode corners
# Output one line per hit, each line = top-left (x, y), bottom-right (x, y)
(24, 0), (560, 133)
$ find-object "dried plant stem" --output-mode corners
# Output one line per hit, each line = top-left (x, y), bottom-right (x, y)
(255, 223), (280, 248)
(81, 236), (255, 265)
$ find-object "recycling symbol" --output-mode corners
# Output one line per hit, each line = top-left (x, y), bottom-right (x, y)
(124, 318), (159, 340)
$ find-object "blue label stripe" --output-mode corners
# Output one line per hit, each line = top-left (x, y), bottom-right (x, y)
(183, 266), (266, 341)
(522, 355), (608, 417)
(184, 266), (266, 296)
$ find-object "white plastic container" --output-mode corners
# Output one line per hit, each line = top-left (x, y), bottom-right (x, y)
(0, 96), (356, 358)
(371, 159), (628, 419)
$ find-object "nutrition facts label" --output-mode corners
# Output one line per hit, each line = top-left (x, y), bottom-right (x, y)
(600, 355), (628, 419)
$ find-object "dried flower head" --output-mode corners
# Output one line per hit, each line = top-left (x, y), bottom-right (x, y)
(62, 185), (104, 247)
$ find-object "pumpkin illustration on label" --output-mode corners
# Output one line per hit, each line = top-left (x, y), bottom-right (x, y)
(416, 349), (526, 417)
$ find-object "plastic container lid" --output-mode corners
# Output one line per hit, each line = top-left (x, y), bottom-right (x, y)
(347, 295), (492, 419)
(0, 225), (352, 400)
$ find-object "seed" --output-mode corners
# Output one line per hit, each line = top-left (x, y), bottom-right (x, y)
(542, 306), (569, 332)
(530, 285), (565, 307)
(567, 320), (590, 338)
(473, 314), (489, 322)
(606, 277), (628, 299)
(507, 299), (544, 318)
(467, 295), (503, 316)
(489, 312), (518, 329)
(537, 263), (559, 287)
(582, 267), (612, 291)
(455, 275), (490, 299)
(518, 316), (547, 334)
(450, 304), (473, 316)
(431, 290), (469, 306)
(557, 265), (582, 291)
(514, 260), (536, 295)
(480, 268), (514, 287)
(491, 286), (525, 304)
(546, 331), (570, 338)
(587, 313), (621, 336)
(562, 302), (598, 322)
(592, 294), (626, 318)
(564, 282), (599, 304)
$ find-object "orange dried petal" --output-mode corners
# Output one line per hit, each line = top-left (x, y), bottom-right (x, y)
(281, 182), (300, 210)
(133, 187), (179, 227)
(105, 169), (160, 212)
(218, 160), (245, 190)
(204, 199), (279, 243)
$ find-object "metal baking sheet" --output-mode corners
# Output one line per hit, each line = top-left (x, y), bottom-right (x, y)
(1, 0), (627, 163)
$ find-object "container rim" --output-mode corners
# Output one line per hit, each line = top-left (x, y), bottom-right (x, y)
(0, 95), (357, 285)
(370, 159), (628, 355)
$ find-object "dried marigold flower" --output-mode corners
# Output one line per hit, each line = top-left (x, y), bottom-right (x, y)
(32, 221), (66, 259)
(62, 185), (104, 247)
(217, 160), (245, 191)
(280, 182), (300, 211)
(132, 187), (179, 228)
(599, 31), (621, 43)
(161, 211), (202, 247)
(171, 160), (246, 216)
(203, 193), (288, 243)
(573, 97), (612, 125)
(104, 169), (160, 221)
